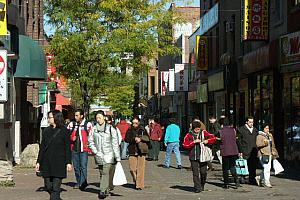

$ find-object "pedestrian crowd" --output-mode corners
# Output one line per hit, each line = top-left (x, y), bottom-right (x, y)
(35, 109), (283, 199)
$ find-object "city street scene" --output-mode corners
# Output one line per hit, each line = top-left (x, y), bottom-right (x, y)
(1, 0), (300, 199)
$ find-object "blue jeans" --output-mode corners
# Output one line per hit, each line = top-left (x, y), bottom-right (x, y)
(72, 151), (88, 186)
(121, 141), (129, 159)
(164, 142), (182, 167)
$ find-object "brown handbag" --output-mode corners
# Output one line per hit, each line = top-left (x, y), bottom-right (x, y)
(138, 142), (149, 154)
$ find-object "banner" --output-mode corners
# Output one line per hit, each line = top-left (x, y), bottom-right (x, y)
(160, 71), (169, 96)
(196, 36), (208, 70)
(169, 69), (175, 92)
(175, 64), (188, 92)
(242, 0), (269, 41)
(0, 49), (7, 101)
(0, 0), (7, 35)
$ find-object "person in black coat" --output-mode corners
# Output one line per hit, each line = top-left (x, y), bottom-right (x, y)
(237, 116), (259, 185)
(36, 110), (72, 200)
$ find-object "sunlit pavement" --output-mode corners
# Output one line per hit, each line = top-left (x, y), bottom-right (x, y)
(1, 152), (300, 200)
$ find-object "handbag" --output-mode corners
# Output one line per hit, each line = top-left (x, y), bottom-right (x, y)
(200, 143), (213, 162)
(113, 162), (127, 186)
(273, 159), (284, 175)
(36, 128), (61, 177)
(199, 131), (213, 162)
(261, 155), (270, 164)
(235, 158), (249, 175)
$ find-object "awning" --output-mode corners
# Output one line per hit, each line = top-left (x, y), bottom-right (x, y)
(14, 35), (47, 80)
(56, 93), (71, 106)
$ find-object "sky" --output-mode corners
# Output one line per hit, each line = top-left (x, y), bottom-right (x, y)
(43, 0), (200, 36)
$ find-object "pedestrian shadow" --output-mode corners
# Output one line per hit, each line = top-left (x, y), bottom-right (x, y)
(170, 185), (194, 192)
(121, 183), (136, 189)
(36, 186), (67, 192)
(84, 187), (100, 194)
(61, 181), (77, 188)
(206, 181), (224, 188)
(88, 182), (100, 187)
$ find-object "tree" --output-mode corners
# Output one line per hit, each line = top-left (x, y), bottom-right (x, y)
(44, 0), (188, 114)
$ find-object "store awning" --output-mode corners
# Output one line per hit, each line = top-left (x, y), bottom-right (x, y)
(14, 35), (47, 80)
(56, 93), (71, 106)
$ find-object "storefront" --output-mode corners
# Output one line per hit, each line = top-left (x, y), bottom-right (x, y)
(280, 31), (300, 168)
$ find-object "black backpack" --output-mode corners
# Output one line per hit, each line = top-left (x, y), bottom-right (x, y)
(70, 120), (89, 134)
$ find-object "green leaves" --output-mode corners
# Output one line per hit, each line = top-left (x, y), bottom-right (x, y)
(44, 0), (189, 114)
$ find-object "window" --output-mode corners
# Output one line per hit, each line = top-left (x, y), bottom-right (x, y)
(296, 0), (300, 6)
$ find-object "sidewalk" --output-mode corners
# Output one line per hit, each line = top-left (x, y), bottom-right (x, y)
(1, 151), (300, 200)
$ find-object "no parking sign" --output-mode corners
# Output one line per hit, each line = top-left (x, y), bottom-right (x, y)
(0, 50), (7, 102)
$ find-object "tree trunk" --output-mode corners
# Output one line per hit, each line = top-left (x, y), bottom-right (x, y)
(80, 82), (90, 119)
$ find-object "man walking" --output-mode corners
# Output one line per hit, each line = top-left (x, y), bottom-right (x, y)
(237, 116), (259, 185)
(163, 118), (182, 169)
(68, 109), (93, 190)
(116, 116), (131, 160)
(146, 117), (163, 161)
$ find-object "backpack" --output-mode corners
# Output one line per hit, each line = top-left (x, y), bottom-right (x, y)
(70, 120), (89, 134)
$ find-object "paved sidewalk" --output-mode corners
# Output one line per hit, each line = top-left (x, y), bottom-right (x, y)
(1, 152), (300, 200)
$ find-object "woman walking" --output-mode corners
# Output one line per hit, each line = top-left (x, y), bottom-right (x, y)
(218, 118), (240, 189)
(183, 120), (216, 193)
(36, 110), (72, 200)
(125, 117), (150, 190)
(256, 124), (279, 187)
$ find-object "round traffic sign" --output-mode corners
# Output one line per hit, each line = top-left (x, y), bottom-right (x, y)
(0, 55), (5, 75)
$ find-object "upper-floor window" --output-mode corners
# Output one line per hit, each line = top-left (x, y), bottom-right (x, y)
(295, 0), (300, 6)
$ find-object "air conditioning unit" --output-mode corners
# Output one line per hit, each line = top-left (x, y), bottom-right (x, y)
(225, 21), (234, 32)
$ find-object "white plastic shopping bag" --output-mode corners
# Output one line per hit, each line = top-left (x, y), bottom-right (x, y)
(273, 159), (284, 175)
(113, 162), (127, 186)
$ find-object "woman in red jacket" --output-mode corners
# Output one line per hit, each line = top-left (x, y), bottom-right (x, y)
(183, 121), (216, 193)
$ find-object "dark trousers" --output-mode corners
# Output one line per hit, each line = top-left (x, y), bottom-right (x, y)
(247, 150), (258, 184)
(148, 140), (160, 160)
(190, 160), (207, 190)
(222, 155), (238, 185)
(44, 177), (62, 200)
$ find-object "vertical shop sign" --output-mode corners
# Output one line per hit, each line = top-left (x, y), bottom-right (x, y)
(0, 49), (7, 101)
(169, 69), (175, 92)
(161, 71), (169, 96)
(196, 36), (208, 70)
(242, 0), (269, 40)
(0, 0), (7, 35)
(175, 64), (188, 91)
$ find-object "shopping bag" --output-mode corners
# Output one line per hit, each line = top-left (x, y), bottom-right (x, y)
(235, 158), (249, 175)
(200, 143), (213, 162)
(113, 162), (127, 186)
(273, 159), (284, 175)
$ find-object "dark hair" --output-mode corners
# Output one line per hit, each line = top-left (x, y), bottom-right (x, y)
(209, 115), (216, 119)
(132, 116), (140, 122)
(169, 118), (177, 124)
(219, 118), (231, 126)
(48, 110), (65, 128)
(106, 115), (113, 121)
(246, 116), (254, 122)
(262, 123), (270, 129)
(94, 110), (105, 120)
(75, 109), (84, 118)
(120, 116), (126, 120)
(148, 115), (154, 120)
(192, 116), (200, 121)
(192, 121), (201, 129)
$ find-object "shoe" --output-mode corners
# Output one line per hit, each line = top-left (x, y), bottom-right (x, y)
(177, 165), (182, 169)
(136, 188), (142, 190)
(73, 184), (79, 189)
(201, 184), (205, 191)
(146, 158), (153, 161)
(98, 191), (107, 199)
(162, 165), (169, 168)
(235, 181), (241, 188)
(79, 181), (88, 191)
(265, 183), (272, 188)
(194, 188), (201, 193)
(223, 185), (229, 189)
(255, 176), (261, 186)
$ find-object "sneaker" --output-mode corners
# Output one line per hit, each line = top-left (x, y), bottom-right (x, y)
(255, 176), (261, 186)
(265, 183), (272, 188)
(162, 165), (169, 169)
(177, 165), (182, 169)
